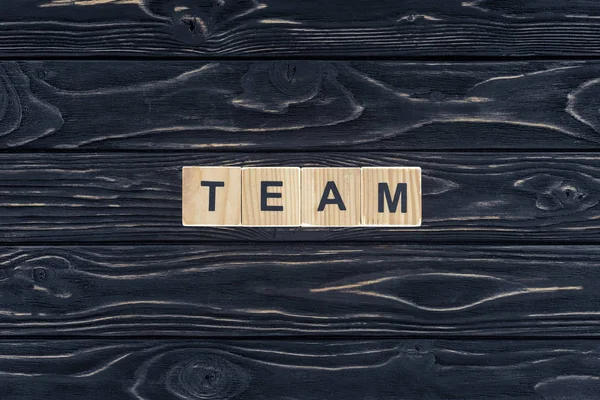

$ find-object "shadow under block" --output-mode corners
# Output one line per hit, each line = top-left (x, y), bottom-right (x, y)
(361, 167), (422, 226)
(182, 167), (242, 226)
(242, 167), (301, 226)
(302, 168), (361, 226)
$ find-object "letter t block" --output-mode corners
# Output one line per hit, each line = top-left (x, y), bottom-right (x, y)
(361, 167), (422, 226)
(182, 167), (242, 226)
(242, 167), (300, 226)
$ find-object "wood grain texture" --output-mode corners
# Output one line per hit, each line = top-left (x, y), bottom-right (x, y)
(3, 61), (600, 149)
(1, 152), (600, 242)
(0, 339), (599, 399)
(1, 245), (600, 337)
(3, 0), (600, 57)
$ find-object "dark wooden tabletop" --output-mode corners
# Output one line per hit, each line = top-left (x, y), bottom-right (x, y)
(1, 1), (600, 399)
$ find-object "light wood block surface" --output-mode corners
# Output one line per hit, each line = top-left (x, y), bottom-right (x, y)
(301, 168), (361, 226)
(242, 167), (301, 226)
(361, 167), (422, 226)
(182, 167), (242, 226)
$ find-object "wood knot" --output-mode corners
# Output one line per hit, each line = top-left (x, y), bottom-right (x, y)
(232, 61), (348, 114)
(172, 6), (209, 45)
(168, 0), (265, 45)
(268, 61), (323, 98)
(0, 255), (73, 302)
(514, 174), (599, 212)
(167, 354), (249, 400)
(20, 259), (61, 284)
(133, 349), (250, 400)
(130, 347), (250, 400)
(32, 267), (48, 282)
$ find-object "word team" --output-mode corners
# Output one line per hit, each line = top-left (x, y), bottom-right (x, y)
(182, 167), (421, 227)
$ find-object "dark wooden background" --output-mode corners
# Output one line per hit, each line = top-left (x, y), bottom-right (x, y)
(2, 0), (600, 398)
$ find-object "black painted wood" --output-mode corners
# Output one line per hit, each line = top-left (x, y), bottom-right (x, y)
(5, 2), (600, 396)
(2, 245), (600, 338)
(0, 339), (598, 399)
(2, 60), (600, 149)
(3, 0), (600, 57)
(1, 152), (599, 243)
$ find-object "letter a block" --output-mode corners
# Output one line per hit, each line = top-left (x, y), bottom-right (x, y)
(242, 167), (301, 226)
(301, 168), (361, 226)
(361, 167), (422, 226)
(182, 167), (242, 226)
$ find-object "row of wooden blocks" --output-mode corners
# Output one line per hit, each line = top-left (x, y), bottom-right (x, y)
(182, 167), (421, 226)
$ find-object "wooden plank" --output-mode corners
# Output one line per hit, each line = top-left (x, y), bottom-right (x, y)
(1, 152), (600, 242)
(0, 339), (599, 399)
(2, 60), (600, 150)
(1, 245), (600, 338)
(3, 1), (600, 57)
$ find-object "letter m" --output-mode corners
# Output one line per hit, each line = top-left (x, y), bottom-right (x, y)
(378, 183), (407, 213)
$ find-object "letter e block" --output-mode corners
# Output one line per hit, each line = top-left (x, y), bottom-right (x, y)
(302, 168), (361, 226)
(182, 167), (242, 226)
(242, 167), (300, 226)
(361, 167), (421, 226)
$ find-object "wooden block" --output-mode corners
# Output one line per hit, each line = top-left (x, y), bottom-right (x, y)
(182, 167), (241, 226)
(301, 168), (361, 226)
(242, 167), (300, 226)
(361, 167), (422, 226)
